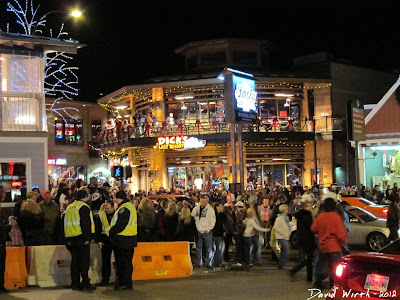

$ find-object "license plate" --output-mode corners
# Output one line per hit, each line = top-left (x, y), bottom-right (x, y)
(364, 274), (390, 292)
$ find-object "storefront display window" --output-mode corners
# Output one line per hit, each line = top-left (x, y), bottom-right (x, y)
(0, 162), (27, 202)
(48, 165), (87, 183)
(55, 118), (84, 146)
(264, 165), (285, 186)
(167, 100), (225, 124)
(286, 164), (303, 185)
(259, 99), (300, 120)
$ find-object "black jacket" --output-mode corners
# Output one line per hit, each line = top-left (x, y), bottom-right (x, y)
(387, 201), (400, 228)
(95, 212), (114, 244)
(0, 213), (11, 245)
(176, 217), (196, 242)
(165, 213), (179, 241)
(294, 209), (316, 250)
(213, 212), (226, 237)
(109, 200), (137, 249)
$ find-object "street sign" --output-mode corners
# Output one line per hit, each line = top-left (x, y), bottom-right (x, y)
(347, 100), (365, 141)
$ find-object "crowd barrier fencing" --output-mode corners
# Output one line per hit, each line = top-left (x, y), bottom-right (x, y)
(4, 247), (27, 290)
(132, 241), (193, 280)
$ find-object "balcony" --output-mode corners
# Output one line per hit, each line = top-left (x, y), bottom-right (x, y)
(97, 116), (344, 151)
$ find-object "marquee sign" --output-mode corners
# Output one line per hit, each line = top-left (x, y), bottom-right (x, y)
(48, 158), (67, 165)
(158, 136), (206, 150)
(223, 68), (258, 123)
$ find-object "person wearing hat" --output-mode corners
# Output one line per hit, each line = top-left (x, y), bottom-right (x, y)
(64, 189), (96, 291)
(39, 189), (60, 245)
(109, 191), (137, 291)
(102, 182), (112, 201)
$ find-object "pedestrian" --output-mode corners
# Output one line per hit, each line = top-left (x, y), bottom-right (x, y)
(87, 177), (106, 213)
(258, 198), (271, 247)
(19, 191), (43, 246)
(154, 199), (168, 241)
(274, 204), (291, 269)
(39, 189), (60, 245)
(289, 200), (316, 282)
(243, 207), (270, 268)
(233, 201), (247, 266)
(165, 202), (179, 241)
(386, 194), (400, 242)
(109, 191), (137, 291)
(137, 198), (155, 242)
(64, 189), (96, 291)
(95, 200), (115, 286)
(311, 196), (348, 289)
(223, 204), (234, 262)
(212, 203), (226, 267)
(6, 216), (24, 247)
(191, 195), (216, 268)
(0, 211), (10, 293)
(176, 206), (196, 243)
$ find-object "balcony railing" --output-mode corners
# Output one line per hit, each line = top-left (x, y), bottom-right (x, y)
(97, 116), (344, 147)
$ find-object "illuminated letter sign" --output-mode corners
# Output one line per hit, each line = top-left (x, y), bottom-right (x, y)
(234, 75), (257, 113)
(48, 158), (67, 165)
(158, 135), (189, 150)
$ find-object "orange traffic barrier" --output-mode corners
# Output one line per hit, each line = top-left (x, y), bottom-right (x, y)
(132, 242), (192, 280)
(4, 247), (27, 290)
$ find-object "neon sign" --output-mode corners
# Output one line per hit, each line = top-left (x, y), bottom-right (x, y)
(158, 136), (189, 150)
(48, 158), (67, 165)
(11, 181), (23, 187)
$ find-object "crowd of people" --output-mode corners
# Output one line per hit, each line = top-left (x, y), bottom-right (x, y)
(2, 178), (400, 293)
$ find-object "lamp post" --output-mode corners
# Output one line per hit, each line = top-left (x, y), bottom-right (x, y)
(31, 9), (83, 34)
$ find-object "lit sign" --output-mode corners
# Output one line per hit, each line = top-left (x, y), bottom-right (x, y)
(184, 137), (206, 149)
(11, 181), (23, 187)
(233, 75), (257, 113)
(158, 136), (189, 150)
(48, 158), (67, 165)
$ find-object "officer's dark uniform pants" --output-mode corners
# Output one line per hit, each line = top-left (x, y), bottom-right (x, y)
(101, 244), (112, 282)
(0, 244), (6, 289)
(67, 242), (90, 287)
(114, 247), (134, 287)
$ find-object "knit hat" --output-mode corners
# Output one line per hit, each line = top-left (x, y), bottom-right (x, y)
(76, 190), (89, 200)
(116, 191), (127, 201)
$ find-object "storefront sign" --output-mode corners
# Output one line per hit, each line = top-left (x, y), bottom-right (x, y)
(158, 135), (189, 150)
(48, 158), (67, 165)
(223, 68), (258, 123)
(347, 100), (365, 141)
(184, 137), (206, 149)
(0, 175), (19, 180)
(11, 181), (23, 187)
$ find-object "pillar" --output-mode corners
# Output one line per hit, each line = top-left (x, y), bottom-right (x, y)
(152, 87), (165, 122)
(304, 140), (333, 187)
(128, 149), (139, 193)
(150, 148), (167, 190)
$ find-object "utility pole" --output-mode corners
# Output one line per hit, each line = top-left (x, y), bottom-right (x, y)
(238, 123), (245, 191)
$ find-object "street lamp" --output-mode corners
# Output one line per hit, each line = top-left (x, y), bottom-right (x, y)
(32, 9), (83, 34)
(70, 10), (83, 18)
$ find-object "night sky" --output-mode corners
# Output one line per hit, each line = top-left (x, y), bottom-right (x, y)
(1, 0), (400, 102)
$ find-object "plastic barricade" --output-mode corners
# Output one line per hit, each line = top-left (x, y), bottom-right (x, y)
(27, 244), (103, 287)
(4, 247), (27, 290)
(132, 242), (193, 280)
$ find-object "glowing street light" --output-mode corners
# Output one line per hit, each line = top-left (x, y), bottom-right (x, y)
(70, 9), (83, 18)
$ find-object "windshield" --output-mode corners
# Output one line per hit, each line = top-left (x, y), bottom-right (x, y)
(359, 198), (375, 206)
(347, 207), (378, 222)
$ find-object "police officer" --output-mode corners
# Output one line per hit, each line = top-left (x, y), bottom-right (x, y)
(64, 189), (96, 291)
(109, 191), (137, 291)
(0, 212), (10, 293)
(95, 200), (115, 286)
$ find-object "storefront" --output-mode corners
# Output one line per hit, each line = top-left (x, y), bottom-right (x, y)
(47, 157), (87, 185)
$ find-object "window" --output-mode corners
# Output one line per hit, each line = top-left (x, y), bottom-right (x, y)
(348, 208), (377, 222)
(233, 51), (257, 65)
(91, 120), (102, 142)
(55, 118), (84, 145)
(200, 53), (226, 66)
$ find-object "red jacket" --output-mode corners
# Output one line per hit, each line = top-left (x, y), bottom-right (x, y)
(311, 212), (348, 253)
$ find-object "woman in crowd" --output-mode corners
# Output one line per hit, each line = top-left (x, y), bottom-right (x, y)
(176, 206), (196, 244)
(165, 201), (179, 241)
(274, 204), (291, 269)
(223, 204), (234, 262)
(243, 207), (270, 268)
(32, 187), (44, 204)
(137, 198), (156, 242)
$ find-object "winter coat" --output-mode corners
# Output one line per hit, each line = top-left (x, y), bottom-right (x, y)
(294, 209), (316, 250)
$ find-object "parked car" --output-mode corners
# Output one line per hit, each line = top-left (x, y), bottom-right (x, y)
(341, 196), (388, 219)
(290, 206), (392, 251)
(329, 239), (400, 299)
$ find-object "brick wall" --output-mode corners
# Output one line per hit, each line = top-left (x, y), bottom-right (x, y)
(304, 140), (333, 187)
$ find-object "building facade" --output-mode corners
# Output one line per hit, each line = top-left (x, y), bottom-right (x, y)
(96, 39), (396, 193)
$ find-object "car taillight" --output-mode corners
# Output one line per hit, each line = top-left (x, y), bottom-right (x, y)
(335, 263), (345, 278)
(383, 208), (388, 215)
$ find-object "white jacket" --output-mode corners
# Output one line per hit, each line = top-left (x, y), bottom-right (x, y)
(191, 204), (216, 233)
(274, 215), (291, 240)
(243, 217), (269, 237)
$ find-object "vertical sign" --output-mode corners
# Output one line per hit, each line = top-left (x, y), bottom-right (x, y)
(347, 100), (365, 141)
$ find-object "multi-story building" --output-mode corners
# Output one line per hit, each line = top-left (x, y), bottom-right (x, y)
(96, 39), (396, 192)
(0, 32), (82, 201)
(46, 98), (108, 188)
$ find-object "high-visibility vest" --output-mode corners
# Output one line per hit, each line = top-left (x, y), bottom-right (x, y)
(64, 200), (95, 238)
(110, 202), (137, 236)
(99, 210), (112, 236)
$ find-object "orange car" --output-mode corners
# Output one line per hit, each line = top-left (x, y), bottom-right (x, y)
(340, 197), (388, 219)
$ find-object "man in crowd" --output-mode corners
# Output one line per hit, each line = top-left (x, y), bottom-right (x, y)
(39, 190), (60, 245)
(20, 191), (43, 246)
(87, 177), (106, 213)
(372, 185), (384, 204)
(311, 195), (348, 289)
(0, 211), (10, 293)
(64, 190), (96, 291)
(102, 182), (112, 202)
(386, 194), (400, 242)
(109, 191), (137, 291)
(191, 195), (216, 268)
(95, 200), (115, 286)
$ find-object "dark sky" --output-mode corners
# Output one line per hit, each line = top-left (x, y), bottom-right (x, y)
(1, 0), (400, 102)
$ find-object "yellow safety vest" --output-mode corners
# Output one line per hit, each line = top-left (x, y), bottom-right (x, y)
(64, 201), (95, 238)
(99, 210), (111, 236)
(110, 202), (137, 236)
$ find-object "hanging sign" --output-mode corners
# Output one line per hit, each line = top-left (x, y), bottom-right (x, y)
(158, 135), (189, 150)
(383, 151), (387, 168)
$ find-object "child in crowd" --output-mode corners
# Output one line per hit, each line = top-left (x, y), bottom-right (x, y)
(6, 216), (24, 247)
